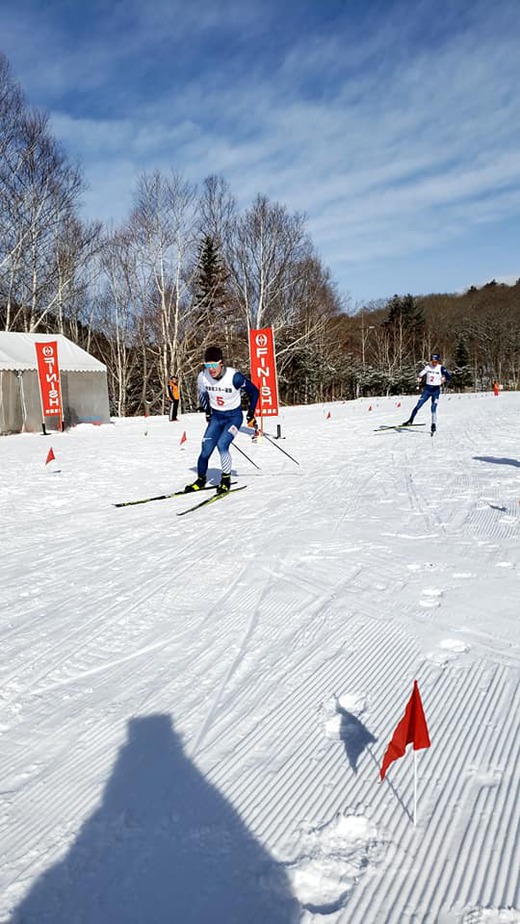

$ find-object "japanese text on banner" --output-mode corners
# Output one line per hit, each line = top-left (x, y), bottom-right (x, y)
(35, 341), (63, 419)
(249, 327), (279, 417)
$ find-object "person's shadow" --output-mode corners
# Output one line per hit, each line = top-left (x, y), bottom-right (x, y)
(11, 715), (299, 924)
(474, 456), (520, 468)
(336, 704), (377, 773)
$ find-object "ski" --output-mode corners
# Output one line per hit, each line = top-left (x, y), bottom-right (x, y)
(177, 485), (247, 516)
(114, 483), (236, 508)
(375, 423), (426, 433)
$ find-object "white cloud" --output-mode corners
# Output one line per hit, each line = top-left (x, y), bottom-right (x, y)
(2, 0), (520, 299)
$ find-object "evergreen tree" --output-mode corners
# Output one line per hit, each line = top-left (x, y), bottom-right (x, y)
(381, 293), (425, 371)
(191, 234), (231, 348)
(451, 336), (473, 390)
(384, 293), (425, 335)
(194, 235), (229, 314)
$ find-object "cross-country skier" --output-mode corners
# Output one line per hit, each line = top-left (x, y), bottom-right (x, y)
(184, 346), (259, 494)
(402, 352), (451, 435)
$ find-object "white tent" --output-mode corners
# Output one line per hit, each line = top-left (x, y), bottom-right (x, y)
(0, 332), (110, 434)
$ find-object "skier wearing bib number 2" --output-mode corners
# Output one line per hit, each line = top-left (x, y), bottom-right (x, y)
(184, 346), (259, 494)
(402, 352), (451, 435)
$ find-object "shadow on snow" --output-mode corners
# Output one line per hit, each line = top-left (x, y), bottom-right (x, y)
(335, 705), (377, 774)
(11, 714), (299, 924)
(473, 455), (520, 468)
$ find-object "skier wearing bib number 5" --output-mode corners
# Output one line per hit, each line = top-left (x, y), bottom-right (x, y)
(184, 346), (259, 494)
(402, 352), (451, 435)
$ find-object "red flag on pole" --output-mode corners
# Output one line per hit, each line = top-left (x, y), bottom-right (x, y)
(180, 430), (187, 445)
(45, 447), (56, 465)
(380, 681), (430, 780)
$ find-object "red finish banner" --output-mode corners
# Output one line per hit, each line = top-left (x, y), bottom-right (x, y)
(35, 341), (63, 419)
(249, 327), (279, 417)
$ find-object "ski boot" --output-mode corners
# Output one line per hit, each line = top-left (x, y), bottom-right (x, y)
(216, 473), (231, 495)
(401, 419), (413, 427)
(430, 423), (436, 436)
(184, 475), (206, 493)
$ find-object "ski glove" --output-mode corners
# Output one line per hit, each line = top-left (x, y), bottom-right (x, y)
(205, 412), (212, 423)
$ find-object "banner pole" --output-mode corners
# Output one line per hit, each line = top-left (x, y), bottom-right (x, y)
(413, 751), (418, 826)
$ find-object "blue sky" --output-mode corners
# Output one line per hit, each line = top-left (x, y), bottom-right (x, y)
(1, 0), (520, 304)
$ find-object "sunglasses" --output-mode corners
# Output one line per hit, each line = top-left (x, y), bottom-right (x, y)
(204, 361), (221, 369)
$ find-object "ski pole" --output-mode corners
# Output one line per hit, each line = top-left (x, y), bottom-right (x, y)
(234, 441), (261, 470)
(261, 431), (300, 466)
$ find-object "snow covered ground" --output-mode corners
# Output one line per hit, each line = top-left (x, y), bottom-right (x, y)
(1, 391), (519, 924)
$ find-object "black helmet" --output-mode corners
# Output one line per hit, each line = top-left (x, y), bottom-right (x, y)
(431, 352), (441, 361)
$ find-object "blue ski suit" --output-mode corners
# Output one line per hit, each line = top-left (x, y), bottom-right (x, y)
(409, 363), (450, 424)
(196, 366), (259, 479)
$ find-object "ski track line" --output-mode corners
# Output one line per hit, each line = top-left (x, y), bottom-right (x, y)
(184, 542), (347, 756)
(1, 513), (205, 636)
(383, 665), (500, 919)
(172, 560), (254, 644)
(1, 718), (132, 894)
(414, 665), (518, 919)
(440, 675), (520, 909)
(1, 567), (177, 698)
(394, 434), (496, 539)
(303, 461), (379, 532)
(463, 500), (519, 544)
(1, 482), (214, 579)
(0, 500), (157, 565)
(207, 620), (419, 841)
(190, 607), (345, 762)
(130, 563), (286, 729)
(28, 637), (170, 696)
(134, 574), (295, 718)
(331, 471), (380, 534)
(202, 616), (368, 780)
(1, 522), (220, 697)
(435, 477), (503, 542)
(189, 563), (369, 759)
(402, 466), (447, 536)
(189, 586), (267, 760)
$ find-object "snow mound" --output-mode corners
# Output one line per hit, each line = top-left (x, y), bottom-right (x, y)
(289, 813), (384, 914)
(460, 908), (520, 924)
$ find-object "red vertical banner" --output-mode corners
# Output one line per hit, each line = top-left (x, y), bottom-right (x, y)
(35, 341), (63, 421)
(249, 327), (279, 418)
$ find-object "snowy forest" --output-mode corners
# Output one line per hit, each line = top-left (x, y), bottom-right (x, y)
(1, 50), (519, 417)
